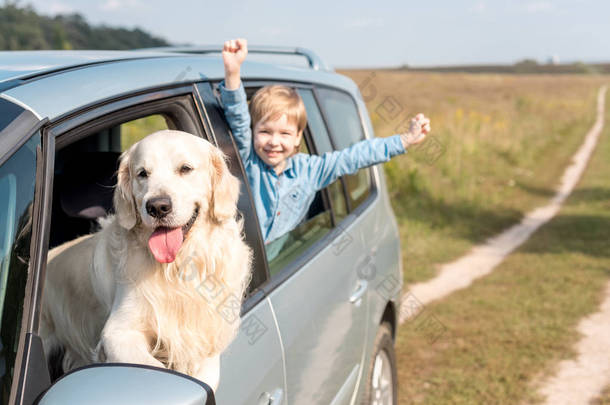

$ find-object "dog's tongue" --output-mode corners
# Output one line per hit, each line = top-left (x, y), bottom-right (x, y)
(148, 227), (183, 263)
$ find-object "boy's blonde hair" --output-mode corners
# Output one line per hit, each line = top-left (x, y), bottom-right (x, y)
(249, 85), (307, 134)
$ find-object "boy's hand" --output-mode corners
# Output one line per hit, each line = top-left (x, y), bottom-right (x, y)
(400, 113), (431, 148)
(223, 38), (247, 90)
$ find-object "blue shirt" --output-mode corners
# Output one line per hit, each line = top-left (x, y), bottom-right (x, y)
(218, 81), (406, 243)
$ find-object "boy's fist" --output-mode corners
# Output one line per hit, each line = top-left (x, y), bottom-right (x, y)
(400, 113), (431, 148)
(222, 38), (248, 75)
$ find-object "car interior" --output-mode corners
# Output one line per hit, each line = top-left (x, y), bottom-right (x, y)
(49, 115), (171, 249)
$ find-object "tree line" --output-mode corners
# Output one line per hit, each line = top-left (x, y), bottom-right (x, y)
(0, 3), (170, 50)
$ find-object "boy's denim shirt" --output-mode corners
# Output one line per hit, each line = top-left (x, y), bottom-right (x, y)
(218, 81), (406, 244)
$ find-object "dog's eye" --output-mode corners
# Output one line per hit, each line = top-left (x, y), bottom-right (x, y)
(180, 165), (193, 175)
(137, 169), (148, 179)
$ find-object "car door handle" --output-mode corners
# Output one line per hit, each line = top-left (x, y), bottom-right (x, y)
(349, 280), (368, 303)
(258, 388), (284, 405)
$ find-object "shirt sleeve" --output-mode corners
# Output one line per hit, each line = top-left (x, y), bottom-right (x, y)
(303, 135), (406, 191)
(218, 80), (254, 164)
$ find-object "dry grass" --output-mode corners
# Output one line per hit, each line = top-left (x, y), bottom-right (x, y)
(337, 70), (610, 404)
(341, 70), (609, 284)
(390, 94), (610, 404)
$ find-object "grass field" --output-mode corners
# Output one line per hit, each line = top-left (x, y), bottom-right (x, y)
(337, 71), (610, 403)
(393, 89), (609, 404)
(341, 70), (609, 285)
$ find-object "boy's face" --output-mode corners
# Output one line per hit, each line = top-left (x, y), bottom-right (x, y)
(253, 113), (302, 174)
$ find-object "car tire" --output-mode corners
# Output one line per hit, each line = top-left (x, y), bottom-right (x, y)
(360, 322), (397, 405)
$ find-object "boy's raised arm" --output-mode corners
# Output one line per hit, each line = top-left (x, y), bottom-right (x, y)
(222, 39), (247, 90)
(304, 114), (431, 190)
(219, 39), (253, 162)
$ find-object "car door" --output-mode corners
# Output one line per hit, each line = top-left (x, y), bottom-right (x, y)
(197, 82), (286, 404)
(46, 83), (286, 405)
(214, 297), (286, 404)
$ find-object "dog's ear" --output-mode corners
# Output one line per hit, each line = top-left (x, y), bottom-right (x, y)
(113, 149), (137, 230)
(209, 147), (240, 223)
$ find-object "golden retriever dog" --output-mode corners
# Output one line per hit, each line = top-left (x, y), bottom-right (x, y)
(41, 130), (252, 391)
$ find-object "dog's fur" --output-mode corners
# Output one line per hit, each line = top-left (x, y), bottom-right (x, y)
(40, 130), (252, 391)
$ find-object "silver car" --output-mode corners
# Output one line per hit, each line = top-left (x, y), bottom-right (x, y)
(0, 47), (402, 405)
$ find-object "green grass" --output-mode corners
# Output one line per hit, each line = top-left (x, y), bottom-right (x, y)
(120, 114), (168, 151)
(393, 90), (610, 404)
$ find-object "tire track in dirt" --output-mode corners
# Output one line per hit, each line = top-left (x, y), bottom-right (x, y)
(537, 281), (610, 405)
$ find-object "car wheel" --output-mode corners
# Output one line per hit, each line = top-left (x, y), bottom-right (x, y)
(361, 322), (397, 405)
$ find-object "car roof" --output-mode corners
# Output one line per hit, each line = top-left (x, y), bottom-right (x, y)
(0, 50), (181, 83)
(0, 50), (360, 122)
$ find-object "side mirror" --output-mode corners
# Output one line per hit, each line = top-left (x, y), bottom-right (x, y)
(35, 363), (215, 405)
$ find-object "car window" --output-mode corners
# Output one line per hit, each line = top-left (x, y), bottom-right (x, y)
(45, 95), (224, 381)
(264, 134), (332, 276)
(298, 89), (348, 223)
(315, 88), (372, 210)
(0, 134), (40, 404)
(242, 85), (334, 277)
(50, 113), (172, 249)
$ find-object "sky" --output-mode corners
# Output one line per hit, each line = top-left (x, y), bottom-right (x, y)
(21, 0), (610, 69)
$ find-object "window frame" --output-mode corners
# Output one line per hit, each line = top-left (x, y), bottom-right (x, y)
(12, 85), (210, 405)
(0, 98), (42, 167)
(196, 82), (268, 313)
(22, 84), (220, 391)
(36, 84), (208, 332)
(240, 81), (337, 281)
(50, 86), (203, 150)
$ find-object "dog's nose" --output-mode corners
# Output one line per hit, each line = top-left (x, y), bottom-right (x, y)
(146, 197), (172, 219)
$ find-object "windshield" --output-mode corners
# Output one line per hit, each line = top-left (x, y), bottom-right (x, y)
(0, 174), (17, 317)
(0, 134), (39, 404)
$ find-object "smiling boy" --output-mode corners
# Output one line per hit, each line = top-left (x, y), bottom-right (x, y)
(219, 38), (430, 244)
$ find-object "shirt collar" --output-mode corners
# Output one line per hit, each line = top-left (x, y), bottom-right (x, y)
(282, 157), (297, 178)
(259, 155), (296, 178)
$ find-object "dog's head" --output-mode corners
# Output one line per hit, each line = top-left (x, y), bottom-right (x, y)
(113, 130), (240, 263)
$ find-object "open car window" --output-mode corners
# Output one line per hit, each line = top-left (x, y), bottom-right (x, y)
(263, 131), (333, 276)
(44, 93), (238, 383)
(242, 85), (347, 278)
(50, 113), (172, 249)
